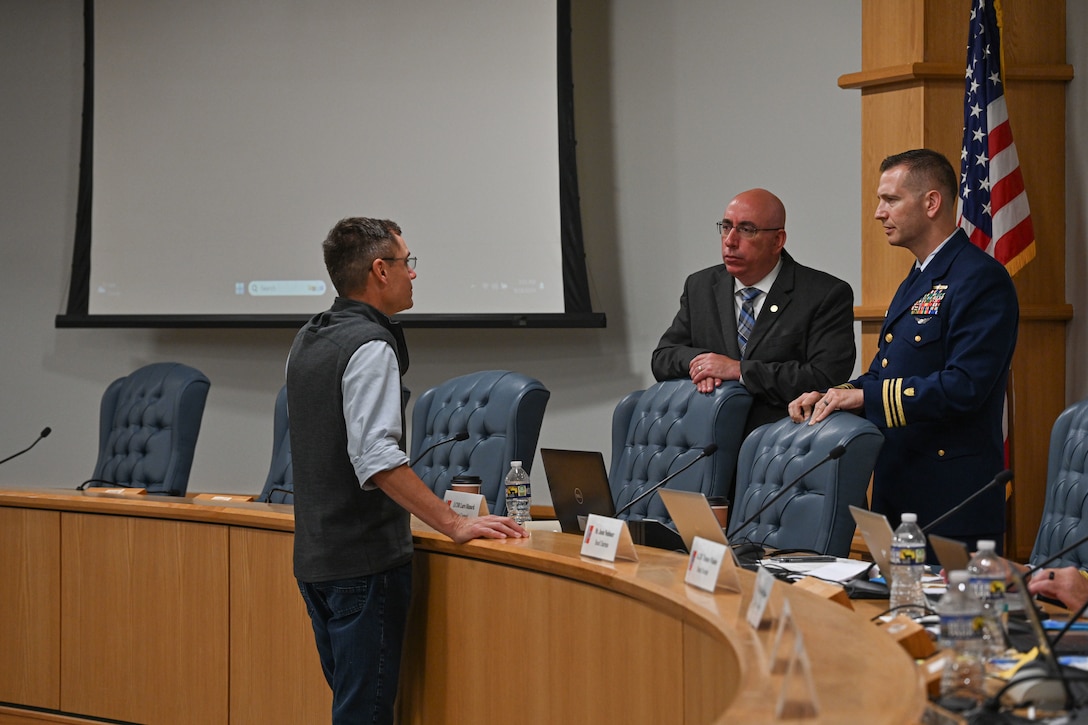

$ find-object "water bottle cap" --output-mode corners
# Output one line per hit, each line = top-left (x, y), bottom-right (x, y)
(510, 461), (522, 468)
(900, 513), (917, 523)
(976, 539), (995, 551)
(948, 570), (969, 584)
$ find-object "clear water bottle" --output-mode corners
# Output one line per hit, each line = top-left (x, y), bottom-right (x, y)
(967, 539), (1008, 658)
(889, 512), (927, 618)
(504, 460), (532, 525)
(938, 570), (985, 709)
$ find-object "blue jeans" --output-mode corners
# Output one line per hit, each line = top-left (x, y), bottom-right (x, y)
(298, 562), (413, 725)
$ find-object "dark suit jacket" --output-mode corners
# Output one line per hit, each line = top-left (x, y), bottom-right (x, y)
(652, 250), (856, 433)
(848, 230), (1019, 539)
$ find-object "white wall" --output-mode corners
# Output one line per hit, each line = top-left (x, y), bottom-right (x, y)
(1, 1), (1083, 505)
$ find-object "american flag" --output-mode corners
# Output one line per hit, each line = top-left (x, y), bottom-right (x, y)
(957, 0), (1035, 276)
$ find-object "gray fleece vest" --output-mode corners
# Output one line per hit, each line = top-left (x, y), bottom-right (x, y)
(287, 297), (413, 582)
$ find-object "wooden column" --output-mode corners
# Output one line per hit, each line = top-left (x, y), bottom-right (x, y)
(838, 0), (1073, 559)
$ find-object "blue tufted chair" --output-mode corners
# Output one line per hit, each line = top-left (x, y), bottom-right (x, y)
(257, 385), (294, 504)
(728, 411), (884, 557)
(609, 379), (752, 524)
(410, 371), (550, 516)
(1029, 397), (1088, 569)
(92, 362), (211, 496)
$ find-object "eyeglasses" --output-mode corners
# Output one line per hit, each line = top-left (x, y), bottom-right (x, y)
(381, 255), (417, 270)
(717, 221), (784, 238)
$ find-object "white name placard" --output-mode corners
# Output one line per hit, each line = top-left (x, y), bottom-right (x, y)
(775, 625), (821, 719)
(684, 536), (728, 592)
(746, 566), (777, 630)
(770, 598), (796, 673)
(579, 514), (638, 562)
(443, 490), (489, 517)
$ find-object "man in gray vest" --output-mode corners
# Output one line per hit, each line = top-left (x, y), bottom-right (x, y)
(287, 217), (526, 724)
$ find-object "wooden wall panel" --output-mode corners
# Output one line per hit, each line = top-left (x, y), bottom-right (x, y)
(859, 86), (924, 308)
(0, 508), (59, 710)
(682, 622), (739, 723)
(228, 528), (331, 723)
(861, 0), (925, 69)
(399, 553), (691, 724)
(59, 514), (230, 725)
(922, 0), (973, 62)
(1009, 322), (1069, 554)
(1000, 1), (1067, 65)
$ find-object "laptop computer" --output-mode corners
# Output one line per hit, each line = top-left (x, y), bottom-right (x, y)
(848, 505), (895, 577)
(540, 448), (616, 534)
(930, 536), (1029, 615)
(930, 534), (971, 573)
(658, 489), (728, 551)
(1009, 567), (1065, 659)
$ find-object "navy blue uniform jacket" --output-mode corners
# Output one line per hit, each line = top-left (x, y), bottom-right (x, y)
(847, 229), (1019, 538)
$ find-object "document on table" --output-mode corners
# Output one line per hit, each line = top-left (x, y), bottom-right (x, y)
(759, 557), (873, 582)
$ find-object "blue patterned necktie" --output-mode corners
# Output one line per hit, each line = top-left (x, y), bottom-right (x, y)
(737, 287), (762, 356)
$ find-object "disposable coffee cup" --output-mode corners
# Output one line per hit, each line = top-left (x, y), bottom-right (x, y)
(449, 475), (482, 495)
(706, 496), (730, 529)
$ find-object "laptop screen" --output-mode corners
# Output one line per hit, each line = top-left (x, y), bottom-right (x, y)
(540, 448), (616, 534)
(929, 534), (971, 573)
(849, 505), (894, 577)
(1009, 568), (1065, 669)
(659, 489), (727, 551)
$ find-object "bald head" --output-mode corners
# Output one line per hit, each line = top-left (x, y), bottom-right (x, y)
(731, 189), (786, 227)
(720, 188), (787, 286)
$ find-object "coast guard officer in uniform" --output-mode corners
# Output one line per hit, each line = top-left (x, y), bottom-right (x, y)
(789, 149), (1019, 551)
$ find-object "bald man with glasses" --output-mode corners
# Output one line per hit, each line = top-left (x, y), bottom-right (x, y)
(652, 188), (856, 445)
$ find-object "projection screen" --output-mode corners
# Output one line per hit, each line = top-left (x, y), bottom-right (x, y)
(58, 0), (600, 328)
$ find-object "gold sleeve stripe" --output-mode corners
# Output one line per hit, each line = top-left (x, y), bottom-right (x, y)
(882, 378), (907, 428)
(882, 378), (894, 427)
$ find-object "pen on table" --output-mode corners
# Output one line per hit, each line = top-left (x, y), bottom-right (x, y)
(771, 555), (838, 563)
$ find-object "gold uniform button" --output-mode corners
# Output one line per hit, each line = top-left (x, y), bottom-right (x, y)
(881, 358), (888, 368)
(885, 333), (893, 343)
(938, 450), (946, 457)
(914, 335), (922, 342)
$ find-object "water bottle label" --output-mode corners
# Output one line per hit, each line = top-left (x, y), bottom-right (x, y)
(940, 613), (984, 641)
(505, 482), (529, 498)
(969, 576), (1006, 603)
(891, 544), (926, 566)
